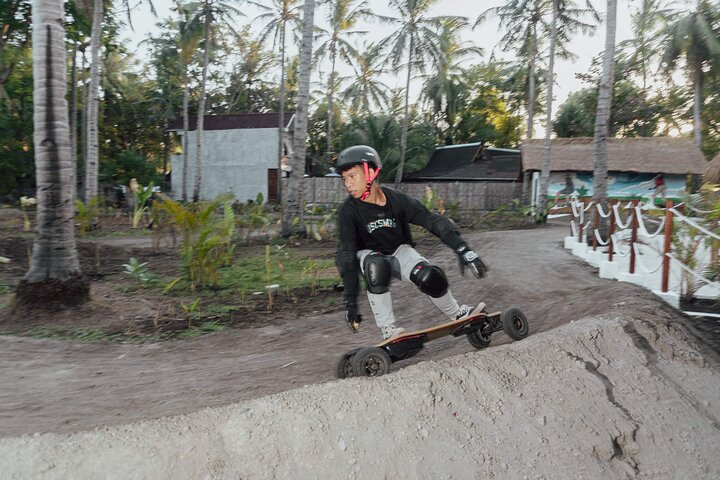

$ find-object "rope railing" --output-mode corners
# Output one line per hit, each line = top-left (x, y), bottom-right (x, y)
(666, 252), (720, 292)
(669, 208), (720, 242)
(567, 198), (720, 297)
(634, 206), (666, 238)
(612, 204), (634, 229)
(631, 243), (664, 274)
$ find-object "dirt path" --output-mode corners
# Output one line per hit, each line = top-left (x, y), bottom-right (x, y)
(0, 223), (714, 437)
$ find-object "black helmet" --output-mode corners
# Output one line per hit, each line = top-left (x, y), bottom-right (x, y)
(336, 145), (381, 172)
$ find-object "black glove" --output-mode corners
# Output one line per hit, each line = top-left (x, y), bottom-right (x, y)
(456, 243), (488, 279)
(345, 302), (362, 332)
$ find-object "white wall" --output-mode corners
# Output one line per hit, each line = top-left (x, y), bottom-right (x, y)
(171, 128), (279, 202)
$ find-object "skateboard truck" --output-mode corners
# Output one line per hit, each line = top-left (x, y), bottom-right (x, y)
(336, 306), (530, 379)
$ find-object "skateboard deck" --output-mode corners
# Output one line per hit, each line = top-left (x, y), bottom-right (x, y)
(337, 305), (530, 378)
(377, 306), (497, 348)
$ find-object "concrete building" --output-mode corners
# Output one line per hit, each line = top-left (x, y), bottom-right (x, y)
(169, 113), (294, 202)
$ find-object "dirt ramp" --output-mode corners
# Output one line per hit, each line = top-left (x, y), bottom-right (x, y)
(2, 315), (719, 479)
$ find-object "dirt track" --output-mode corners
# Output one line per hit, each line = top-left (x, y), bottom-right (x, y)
(2, 222), (716, 440)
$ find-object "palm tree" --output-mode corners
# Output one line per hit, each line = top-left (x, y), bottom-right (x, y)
(83, 0), (102, 202)
(660, 0), (720, 149)
(476, 0), (598, 140)
(185, 0), (245, 202)
(536, 0), (559, 211)
(314, 0), (371, 161)
(255, 0), (301, 204)
(379, 0), (463, 183)
(592, 0), (618, 207)
(16, 0), (89, 307)
(420, 18), (483, 144)
(339, 41), (392, 115)
(617, 0), (674, 92)
(281, 0), (314, 236)
(171, 3), (203, 202)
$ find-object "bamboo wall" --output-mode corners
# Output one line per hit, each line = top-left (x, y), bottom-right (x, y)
(304, 177), (522, 211)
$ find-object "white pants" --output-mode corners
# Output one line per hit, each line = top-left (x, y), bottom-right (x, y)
(357, 245), (462, 328)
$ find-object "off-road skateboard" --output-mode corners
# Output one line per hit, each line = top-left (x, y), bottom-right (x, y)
(336, 305), (529, 378)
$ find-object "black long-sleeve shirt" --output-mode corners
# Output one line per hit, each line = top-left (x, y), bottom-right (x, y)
(336, 187), (465, 305)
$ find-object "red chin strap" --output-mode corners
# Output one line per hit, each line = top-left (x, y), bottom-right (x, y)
(360, 163), (380, 200)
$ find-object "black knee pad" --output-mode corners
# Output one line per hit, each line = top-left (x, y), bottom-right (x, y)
(410, 261), (448, 298)
(363, 253), (392, 294)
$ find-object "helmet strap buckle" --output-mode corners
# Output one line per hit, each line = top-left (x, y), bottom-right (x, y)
(360, 162), (380, 201)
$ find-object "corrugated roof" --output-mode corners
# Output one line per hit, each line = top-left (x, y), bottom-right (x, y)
(168, 112), (295, 131)
(521, 137), (707, 174)
(404, 144), (521, 182)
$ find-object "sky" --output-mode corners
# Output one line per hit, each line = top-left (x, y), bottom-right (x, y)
(119, 0), (635, 111)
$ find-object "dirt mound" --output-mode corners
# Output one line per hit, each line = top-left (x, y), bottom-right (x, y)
(2, 313), (718, 479)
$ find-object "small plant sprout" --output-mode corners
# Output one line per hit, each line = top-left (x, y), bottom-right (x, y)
(181, 299), (201, 329)
(122, 258), (157, 287)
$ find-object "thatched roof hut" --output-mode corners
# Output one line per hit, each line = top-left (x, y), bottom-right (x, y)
(521, 137), (707, 174)
(703, 153), (720, 184)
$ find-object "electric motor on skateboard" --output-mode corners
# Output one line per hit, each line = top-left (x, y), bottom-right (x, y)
(336, 306), (530, 378)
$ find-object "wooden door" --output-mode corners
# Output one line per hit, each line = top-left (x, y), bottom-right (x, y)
(268, 168), (278, 203)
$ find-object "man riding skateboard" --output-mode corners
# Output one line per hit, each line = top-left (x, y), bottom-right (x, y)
(335, 145), (488, 340)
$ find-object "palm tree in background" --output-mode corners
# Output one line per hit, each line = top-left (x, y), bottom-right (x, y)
(255, 0), (301, 204)
(186, 0), (245, 202)
(475, 0), (546, 140)
(591, 0), (618, 208)
(339, 41), (392, 115)
(282, 0), (314, 236)
(420, 18), (483, 144)
(379, 0), (463, 183)
(617, 0), (674, 93)
(660, 0), (720, 149)
(16, 0), (89, 307)
(476, 0), (597, 142)
(83, 0), (102, 202)
(173, 2), (203, 201)
(314, 0), (371, 162)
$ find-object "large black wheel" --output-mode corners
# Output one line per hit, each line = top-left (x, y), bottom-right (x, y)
(502, 307), (529, 340)
(336, 349), (360, 379)
(467, 326), (492, 349)
(351, 347), (392, 377)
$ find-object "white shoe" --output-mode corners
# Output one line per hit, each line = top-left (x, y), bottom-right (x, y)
(381, 324), (406, 340)
(455, 303), (485, 320)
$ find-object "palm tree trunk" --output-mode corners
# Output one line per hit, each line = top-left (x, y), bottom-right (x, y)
(326, 43), (337, 163)
(395, 33), (415, 184)
(592, 0), (617, 207)
(181, 76), (190, 202)
(281, 0), (315, 236)
(193, 6), (210, 203)
(84, 0), (102, 202)
(537, 0), (558, 212)
(277, 21), (287, 205)
(17, 0), (88, 307)
(69, 41), (78, 203)
(692, 65), (702, 149)
(526, 27), (537, 139)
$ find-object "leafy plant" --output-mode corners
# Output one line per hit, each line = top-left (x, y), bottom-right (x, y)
(131, 181), (155, 228)
(671, 222), (702, 301)
(239, 193), (271, 242)
(181, 298), (201, 329)
(75, 197), (102, 235)
(156, 195), (236, 290)
(122, 257), (157, 287)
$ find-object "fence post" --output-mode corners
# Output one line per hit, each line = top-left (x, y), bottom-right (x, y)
(629, 199), (639, 274)
(593, 205), (599, 251)
(570, 200), (575, 237)
(608, 200), (616, 262)
(578, 201), (584, 243)
(661, 200), (673, 292)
